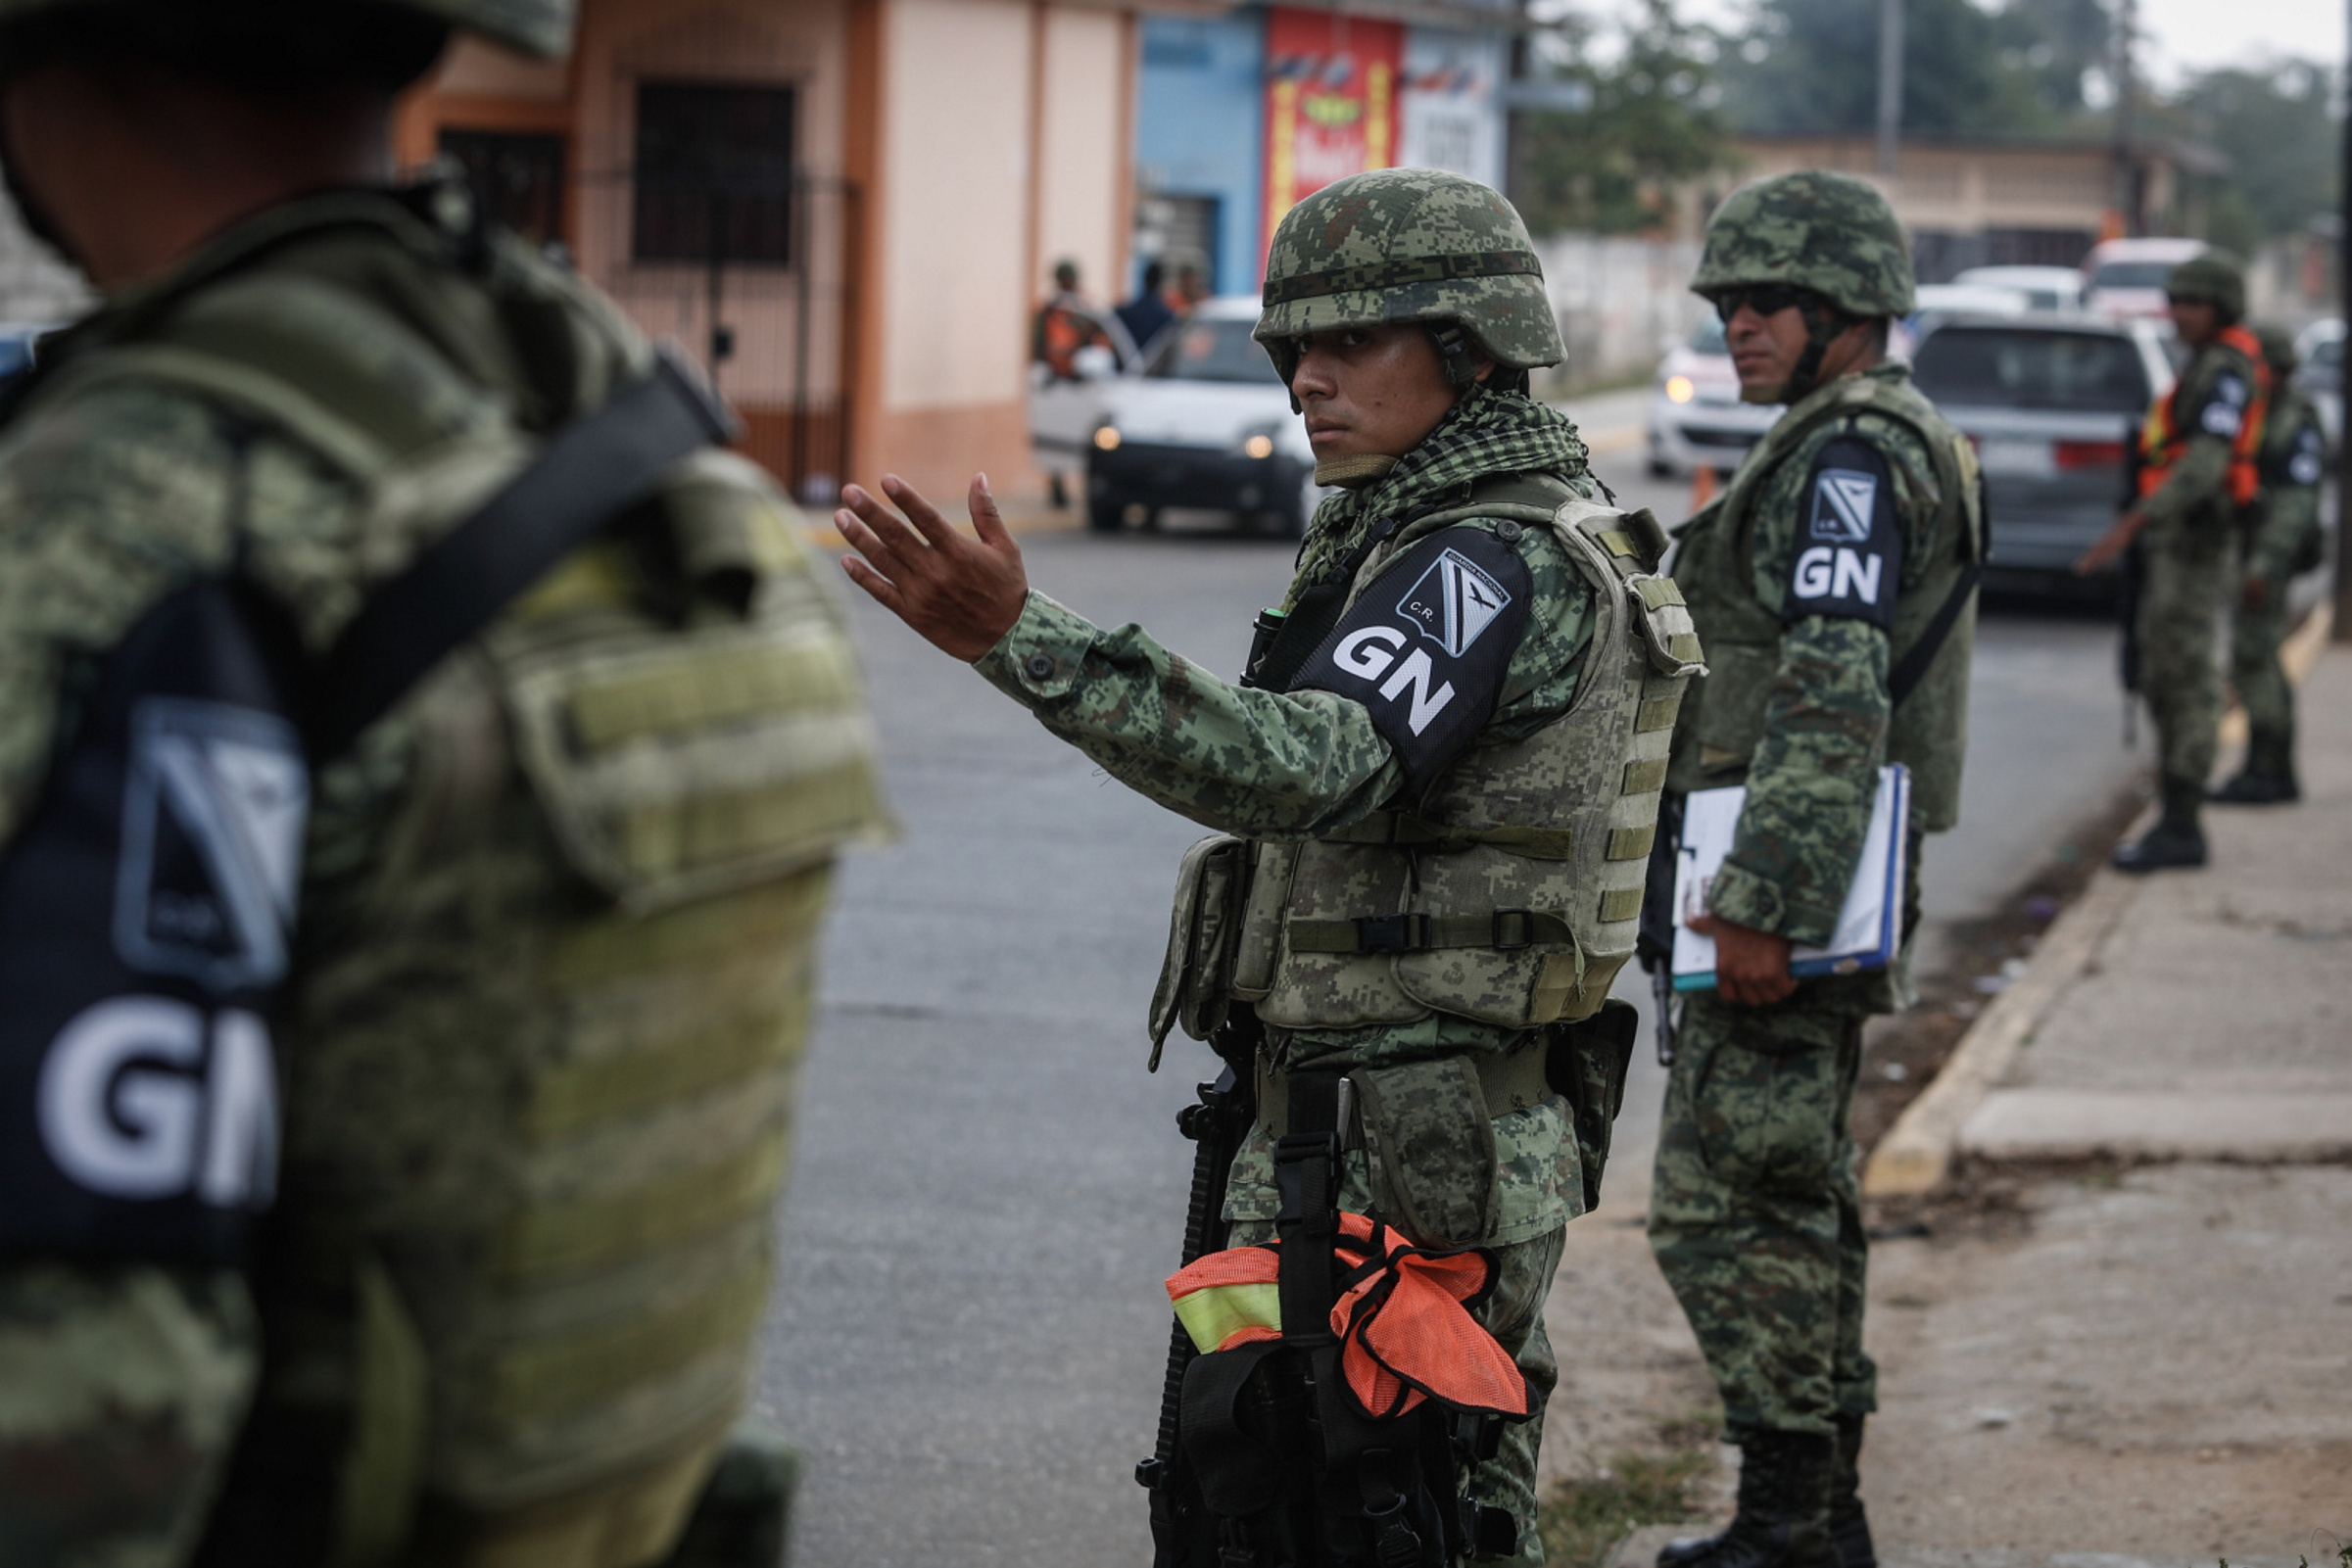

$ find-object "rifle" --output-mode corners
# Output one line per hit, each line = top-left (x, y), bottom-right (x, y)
(1137, 1009), (1261, 1566)
(1634, 791), (1685, 1067)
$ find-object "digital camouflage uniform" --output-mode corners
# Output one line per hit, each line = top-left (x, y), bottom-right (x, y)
(982, 168), (1702, 1564)
(1650, 172), (1979, 1568)
(0, 8), (885, 1565)
(2220, 331), (2323, 799)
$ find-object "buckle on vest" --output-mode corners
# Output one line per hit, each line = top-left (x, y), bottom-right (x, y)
(1491, 908), (1537, 951)
(1354, 913), (1430, 953)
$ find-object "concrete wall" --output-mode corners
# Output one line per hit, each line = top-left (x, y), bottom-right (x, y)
(1534, 233), (1706, 390)
(1035, 7), (1131, 309)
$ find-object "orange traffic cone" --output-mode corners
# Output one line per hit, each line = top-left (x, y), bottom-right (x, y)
(1690, 465), (1718, 510)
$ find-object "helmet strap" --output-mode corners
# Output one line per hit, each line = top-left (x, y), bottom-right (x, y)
(1428, 324), (1483, 390)
(1781, 302), (1857, 404)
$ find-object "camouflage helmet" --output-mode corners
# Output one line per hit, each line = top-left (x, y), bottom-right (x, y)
(2166, 251), (2246, 321)
(1253, 168), (1564, 377)
(0, 0), (573, 60)
(1693, 170), (1916, 318)
(2253, 321), (2297, 376)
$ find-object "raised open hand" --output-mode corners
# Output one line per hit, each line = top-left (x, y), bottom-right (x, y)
(838, 473), (1031, 661)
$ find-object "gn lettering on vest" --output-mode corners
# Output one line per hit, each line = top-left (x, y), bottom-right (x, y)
(1332, 627), (1459, 736)
(37, 997), (276, 1205)
(1784, 439), (1901, 630)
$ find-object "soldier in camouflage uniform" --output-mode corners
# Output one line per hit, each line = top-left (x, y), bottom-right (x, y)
(2077, 251), (2268, 868)
(0, 4), (885, 1565)
(836, 167), (1702, 1565)
(1650, 172), (1982, 1568)
(2211, 323), (2324, 806)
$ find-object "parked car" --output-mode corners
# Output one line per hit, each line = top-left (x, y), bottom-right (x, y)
(1951, 264), (2085, 312)
(1645, 315), (1780, 477)
(1910, 313), (2175, 583)
(1894, 284), (2031, 360)
(2081, 236), (2207, 321)
(2292, 317), (2341, 451)
(1084, 297), (1325, 536)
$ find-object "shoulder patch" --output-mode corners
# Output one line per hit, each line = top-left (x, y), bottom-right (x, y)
(1290, 526), (1533, 790)
(2199, 371), (2248, 439)
(2287, 425), (2325, 487)
(1785, 437), (1900, 630)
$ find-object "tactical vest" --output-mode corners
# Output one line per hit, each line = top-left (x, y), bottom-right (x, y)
(1218, 478), (1702, 1033)
(1666, 368), (1983, 833)
(2138, 324), (2270, 508)
(4, 192), (888, 1565)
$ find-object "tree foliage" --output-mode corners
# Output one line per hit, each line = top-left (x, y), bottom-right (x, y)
(1513, 0), (1740, 235)
(2159, 61), (2338, 246)
(1716, 0), (2072, 139)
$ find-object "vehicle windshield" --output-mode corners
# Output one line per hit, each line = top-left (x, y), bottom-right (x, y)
(2305, 337), (2342, 371)
(1688, 317), (1728, 354)
(2090, 261), (2181, 292)
(1150, 317), (1284, 384)
(1913, 328), (2150, 413)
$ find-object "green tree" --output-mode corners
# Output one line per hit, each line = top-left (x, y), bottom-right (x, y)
(1513, 0), (1739, 234)
(1718, 0), (2071, 138)
(2160, 60), (2338, 243)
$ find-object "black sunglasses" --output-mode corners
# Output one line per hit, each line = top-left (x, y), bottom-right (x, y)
(1713, 284), (1818, 323)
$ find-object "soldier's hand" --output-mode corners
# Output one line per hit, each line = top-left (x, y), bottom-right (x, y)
(2075, 509), (2144, 576)
(2240, 575), (2272, 611)
(838, 473), (1031, 661)
(1690, 914), (1796, 1006)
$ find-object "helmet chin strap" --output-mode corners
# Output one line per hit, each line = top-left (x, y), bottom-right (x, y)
(1777, 303), (1855, 404)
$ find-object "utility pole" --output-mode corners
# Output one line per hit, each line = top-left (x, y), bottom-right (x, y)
(2111, 0), (2137, 233)
(1876, 0), (1903, 176)
(2335, 0), (2351, 641)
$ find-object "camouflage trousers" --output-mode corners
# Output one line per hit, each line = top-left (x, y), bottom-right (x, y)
(2229, 586), (2295, 772)
(2137, 538), (2232, 793)
(1225, 1218), (1566, 1568)
(1647, 995), (1875, 1440)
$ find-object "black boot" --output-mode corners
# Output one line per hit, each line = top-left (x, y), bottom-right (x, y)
(2112, 781), (2207, 873)
(661, 1423), (799, 1567)
(2210, 735), (2300, 805)
(1826, 1415), (1874, 1568)
(1655, 1430), (1837, 1568)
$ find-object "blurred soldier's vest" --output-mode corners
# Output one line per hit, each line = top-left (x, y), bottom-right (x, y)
(1666, 368), (1983, 833)
(1224, 477), (1702, 1032)
(2138, 324), (2270, 509)
(6, 187), (888, 1567)
(2249, 387), (2328, 576)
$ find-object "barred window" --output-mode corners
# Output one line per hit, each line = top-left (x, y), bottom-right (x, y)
(440, 129), (566, 248)
(633, 81), (795, 265)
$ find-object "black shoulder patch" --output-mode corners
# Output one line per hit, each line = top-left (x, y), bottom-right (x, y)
(2286, 423), (2325, 487)
(1288, 526), (1532, 790)
(2196, 370), (2249, 440)
(1784, 436), (1901, 630)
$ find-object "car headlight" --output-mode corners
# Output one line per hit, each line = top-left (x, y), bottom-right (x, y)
(1092, 422), (1122, 451)
(1237, 421), (1282, 459)
(1665, 374), (1696, 404)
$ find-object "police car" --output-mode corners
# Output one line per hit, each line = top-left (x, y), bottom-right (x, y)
(1084, 297), (1329, 538)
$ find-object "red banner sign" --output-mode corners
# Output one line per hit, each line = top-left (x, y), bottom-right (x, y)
(1263, 8), (1405, 261)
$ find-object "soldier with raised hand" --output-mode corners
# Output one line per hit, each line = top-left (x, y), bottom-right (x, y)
(2077, 250), (2268, 868)
(2211, 323), (2324, 806)
(837, 166), (1701, 1565)
(0, 3), (886, 1564)
(1650, 171), (1983, 1568)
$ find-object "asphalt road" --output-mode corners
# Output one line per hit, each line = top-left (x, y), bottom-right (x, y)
(750, 438), (2151, 1565)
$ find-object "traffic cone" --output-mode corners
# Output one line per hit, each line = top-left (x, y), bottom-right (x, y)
(1691, 465), (1718, 510)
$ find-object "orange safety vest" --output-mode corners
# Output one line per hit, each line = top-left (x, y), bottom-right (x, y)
(1165, 1211), (1531, 1421)
(2138, 323), (2271, 506)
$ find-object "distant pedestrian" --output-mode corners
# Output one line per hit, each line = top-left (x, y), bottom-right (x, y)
(2213, 323), (2324, 805)
(1114, 260), (1177, 361)
(2077, 251), (2269, 869)
(1032, 258), (1121, 382)
(1172, 260), (1210, 312)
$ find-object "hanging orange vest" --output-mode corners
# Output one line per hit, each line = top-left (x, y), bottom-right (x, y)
(1166, 1211), (1532, 1421)
(2138, 323), (2271, 507)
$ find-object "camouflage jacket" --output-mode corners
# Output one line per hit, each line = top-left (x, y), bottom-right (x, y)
(2141, 333), (2262, 545)
(977, 388), (1603, 1245)
(2245, 388), (2325, 584)
(1668, 362), (1974, 974)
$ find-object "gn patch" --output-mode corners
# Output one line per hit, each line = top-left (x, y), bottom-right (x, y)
(1291, 525), (1532, 789)
(2198, 371), (2248, 439)
(1785, 436), (1901, 630)
(2286, 425), (2325, 487)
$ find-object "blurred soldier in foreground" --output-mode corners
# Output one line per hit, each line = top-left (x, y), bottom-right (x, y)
(2211, 324), (2324, 806)
(1652, 172), (1982, 1568)
(0, 3), (885, 1563)
(2078, 251), (2268, 868)
(835, 167), (1701, 1564)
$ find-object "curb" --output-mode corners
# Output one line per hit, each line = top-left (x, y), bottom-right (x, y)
(1861, 597), (2336, 1199)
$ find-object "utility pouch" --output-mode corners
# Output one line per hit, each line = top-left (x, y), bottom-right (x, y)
(1149, 834), (1253, 1068)
(1544, 999), (1639, 1212)
(1351, 1058), (1500, 1250)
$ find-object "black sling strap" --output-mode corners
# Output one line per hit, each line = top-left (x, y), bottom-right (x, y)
(1888, 560), (1982, 708)
(306, 348), (737, 761)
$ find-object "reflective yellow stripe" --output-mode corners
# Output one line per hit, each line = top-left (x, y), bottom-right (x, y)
(566, 638), (861, 751)
(1621, 758), (1668, 794)
(1174, 1282), (1283, 1354)
(501, 1133), (790, 1281)
(1598, 886), (1644, 924)
(618, 759), (883, 881)
(490, 1259), (770, 1424)
(1635, 697), (1680, 733)
(1606, 825), (1656, 862)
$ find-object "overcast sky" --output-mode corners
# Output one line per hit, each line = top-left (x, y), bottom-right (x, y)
(1583, 0), (2343, 86)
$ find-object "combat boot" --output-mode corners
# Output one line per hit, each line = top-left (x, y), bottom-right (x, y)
(660, 1422), (799, 1567)
(2112, 782), (2206, 873)
(1655, 1430), (1838, 1568)
(1826, 1414), (1875, 1568)
(2210, 736), (2300, 805)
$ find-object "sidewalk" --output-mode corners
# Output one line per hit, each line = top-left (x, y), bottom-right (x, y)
(1857, 641), (2352, 1562)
